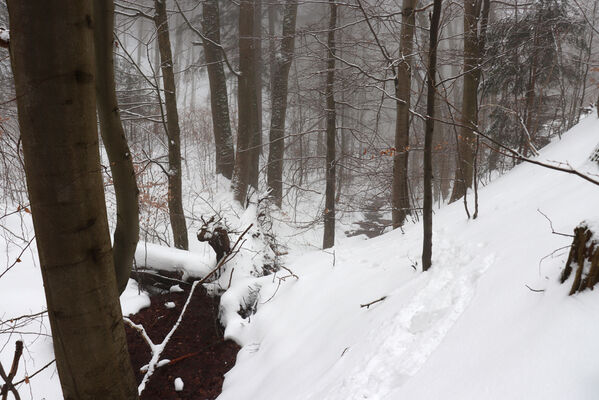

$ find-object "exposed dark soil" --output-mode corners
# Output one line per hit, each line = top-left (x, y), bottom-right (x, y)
(125, 285), (240, 399)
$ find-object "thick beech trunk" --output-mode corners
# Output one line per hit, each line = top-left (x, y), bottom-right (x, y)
(94, 0), (140, 294)
(323, 0), (337, 250)
(450, 0), (490, 203)
(250, 0), (263, 189)
(154, 0), (188, 249)
(391, 0), (417, 228)
(422, 0), (443, 272)
(7, 1), (138, 398)
(233, 0), (260, 205)
(202, 0), (235, 179)
(267, 0), (298, 207)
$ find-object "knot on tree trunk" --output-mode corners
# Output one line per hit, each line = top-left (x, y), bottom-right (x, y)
(560, 221), (599, 295)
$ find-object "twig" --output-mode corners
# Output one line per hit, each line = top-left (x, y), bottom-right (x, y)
(0, 341), (23, 400)
(360, 296), (387, 309)
(525, 284), (545, 293)
(0, 236), (35, 280)
(537, 209), (574, 238)
(227, 268), (235, 290)
(13, 359), (55, 386)
(278, 265), (299, 280)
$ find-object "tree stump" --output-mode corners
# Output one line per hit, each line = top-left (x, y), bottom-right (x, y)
(197, 216), (231, 278)
(560, 221), (599, 295)
(591, 144), (599, 164)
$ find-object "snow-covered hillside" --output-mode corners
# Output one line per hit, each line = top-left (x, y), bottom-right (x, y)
(217, 114), (599, 400)
(0, 115), (597, 399)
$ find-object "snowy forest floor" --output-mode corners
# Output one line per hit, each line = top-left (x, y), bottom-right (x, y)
(1, 113), (599, 399)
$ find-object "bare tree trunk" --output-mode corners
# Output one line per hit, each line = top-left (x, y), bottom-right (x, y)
(7, 1), (138, 397)
(94, 0), (140, 295)
(154, 0), (188, 250)
(202, 0), (235, 179)
(449, 0), (490, 203)
(249, 0), (263, 189)
(267, 0), (298, 207)
(392, 0), (417, 228)
(268, 2), (277, 97)
(233, 0), (260, 205)
(422, 0), (443, 272)
(323, 0), (337, 250)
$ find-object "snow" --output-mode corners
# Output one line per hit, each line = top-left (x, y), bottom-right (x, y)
(120, 279), (151, 316)
(164, 301), (176, 309)
(135, 240), (215, 280)
(217, 114), (599, 400)
(170, 284), (184, 293)
(1, 112), (598, 398)
(174, 377), (184, 391)
(0, 29), (8, 43)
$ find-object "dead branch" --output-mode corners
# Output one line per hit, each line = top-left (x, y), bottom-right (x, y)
(0, 340), (23, 400)
(360, 296), (387, 309)
(537, 209), (574, 238)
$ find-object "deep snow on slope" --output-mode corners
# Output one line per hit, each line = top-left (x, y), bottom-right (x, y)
(217, 114), (599, 400)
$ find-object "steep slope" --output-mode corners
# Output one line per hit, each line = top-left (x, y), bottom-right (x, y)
(218, 114), (599, 400)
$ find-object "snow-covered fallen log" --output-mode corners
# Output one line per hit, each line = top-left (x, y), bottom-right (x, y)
(134, 241), (215, 281)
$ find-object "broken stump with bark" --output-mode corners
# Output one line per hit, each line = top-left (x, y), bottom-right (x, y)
(560, 221), (599, 295)
(197, 216), (231, 278)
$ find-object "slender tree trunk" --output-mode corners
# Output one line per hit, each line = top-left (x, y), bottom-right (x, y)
(268, 2), (277, 97)
(449, 0), (489, 203)
(154, 0), (188, 250)
(233, 0), (260, 205)
(94, 0), (140, 295)
(7, 1), (138, 398)
(323, 0), (337, 250)
(136, 18), (144, 65)
(249, 0), (263, 189)
(392, 0), (417, 228)
(267, 0), (298, 207)
(202, 0), (235, 179)
(422, 0), (443, 272)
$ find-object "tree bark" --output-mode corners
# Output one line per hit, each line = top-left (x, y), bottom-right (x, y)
(7, 1), (138, 398)
(154, 0), (188, 250)
(233, 0), (260, 205)
(250, 0), (263, 190)
(392, 0), (417, 228)
(323, 0), (337, 250)
(450, 0), (490, 203)
(202, 0), (235, 179)
(422, 0), (443, 272)
(267, 0), (298, 207)
(94, 0), (140, 295)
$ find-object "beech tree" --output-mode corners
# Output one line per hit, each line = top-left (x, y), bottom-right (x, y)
(233, 0), (261, 205)
(154, 0), (189, 249)
(94, 0), (140, 294)
(449, 0), (490, 203)
(202, 0), (235, 179)
(6, 1), (138, 397)
(422, 0), (443, 271)
(267, 0), (299, 207)
(391, 0), (417, 228)
(323, 0), (337, 249)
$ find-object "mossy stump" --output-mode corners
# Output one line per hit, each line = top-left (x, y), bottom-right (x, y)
(560, 221), (599, 295)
